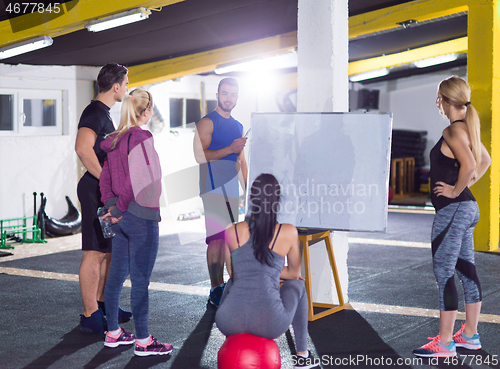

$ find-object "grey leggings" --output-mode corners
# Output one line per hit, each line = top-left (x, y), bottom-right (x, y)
(216, 278), (309, 352)
(431, 201), (481, 311)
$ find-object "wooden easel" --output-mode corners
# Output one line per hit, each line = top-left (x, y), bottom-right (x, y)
(297, 229), (345, 321)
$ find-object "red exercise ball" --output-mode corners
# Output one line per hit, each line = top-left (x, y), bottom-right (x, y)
(218, 333), (281, 369)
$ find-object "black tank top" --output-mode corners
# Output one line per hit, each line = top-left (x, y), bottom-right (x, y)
(429, 132), (475, 211)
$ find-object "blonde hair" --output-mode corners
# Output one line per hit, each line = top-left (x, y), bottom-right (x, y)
(111, 88), (152, 148)
(438, 76), (481, 176)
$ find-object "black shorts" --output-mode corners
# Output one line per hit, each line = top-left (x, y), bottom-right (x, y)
(77, 173), (112, 253)
(201, 192), (239, 245)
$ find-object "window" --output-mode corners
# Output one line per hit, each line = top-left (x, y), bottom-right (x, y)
(23, 99), (56, 127)
(207, 100), (217, 113)
(169, 98), (183, 128)
(186, 99), (201, 125)
(168, 97), (217, 129)
(0, 89), (63, 136)
(0, 94), (13, 131)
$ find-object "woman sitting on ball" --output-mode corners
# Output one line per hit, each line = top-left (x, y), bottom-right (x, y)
(215, 173), (319, 369)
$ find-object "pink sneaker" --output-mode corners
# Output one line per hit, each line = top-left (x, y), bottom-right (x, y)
(104, 327), (136, 348)
(413, 335), (457, 357)
(134, 335), (173, 357)
(453, 323), (482, 350)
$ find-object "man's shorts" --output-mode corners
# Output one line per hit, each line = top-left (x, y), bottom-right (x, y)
(77, 173), (112, 253)
(201, 191), (239, 245)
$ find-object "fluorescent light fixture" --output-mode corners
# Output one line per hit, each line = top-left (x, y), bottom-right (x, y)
(0, 36), (53, 60)
(86, 7), (151, 32)
(414, 53), (458, 68)
(349, 68), (389, 82)
(215, 51), (297, 74)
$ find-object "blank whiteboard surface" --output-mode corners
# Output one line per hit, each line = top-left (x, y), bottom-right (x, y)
(247, 112), (393, 232)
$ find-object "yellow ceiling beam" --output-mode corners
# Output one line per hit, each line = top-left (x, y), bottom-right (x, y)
(0, 0), (185, 48)
(127, 31), (297, 87)
(0, 0), (473, 86)
(129, 0), (473, 86)
(130, 34), (468, 87)
(0, 0), (470, 48)
(349, 0), (468, 39)
(348, 37), (468, 76)
(0, 0), (471, 49)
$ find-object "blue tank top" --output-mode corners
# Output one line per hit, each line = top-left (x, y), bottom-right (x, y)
(198, 110), (243, 194)
(429, 135), (475, 211)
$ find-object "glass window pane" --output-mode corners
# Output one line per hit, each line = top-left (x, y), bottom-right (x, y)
(186, 99), (201, 124)
(0, 95), (13, 131)
(23, 99), (56, 127)
(169, 98), (183, 128)
(207, 100), (217, 113)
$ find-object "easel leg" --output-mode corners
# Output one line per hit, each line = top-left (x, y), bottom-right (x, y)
(325, 233), (344, 306)
(300, 238), (314, 321)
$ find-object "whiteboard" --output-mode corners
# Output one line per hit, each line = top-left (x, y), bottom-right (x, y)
(247, 112), (393, 232)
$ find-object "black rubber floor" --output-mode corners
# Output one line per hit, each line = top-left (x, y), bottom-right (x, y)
(1, 211), (499, 368)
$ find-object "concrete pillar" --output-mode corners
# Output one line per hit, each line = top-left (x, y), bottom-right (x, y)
(297, 0), (349, 303)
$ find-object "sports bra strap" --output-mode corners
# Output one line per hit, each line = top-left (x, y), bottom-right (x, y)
(234, 224), (240, 247)
(270, 224), (282, 250)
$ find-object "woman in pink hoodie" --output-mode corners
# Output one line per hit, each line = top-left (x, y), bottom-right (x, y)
(99, 88), (172, 357)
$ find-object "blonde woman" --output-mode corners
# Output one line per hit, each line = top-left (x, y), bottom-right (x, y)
(99, 89), (172, 356)
(413, 76), (491, 357)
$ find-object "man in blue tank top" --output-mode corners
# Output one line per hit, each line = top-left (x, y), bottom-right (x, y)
(193, 78), (248, 307)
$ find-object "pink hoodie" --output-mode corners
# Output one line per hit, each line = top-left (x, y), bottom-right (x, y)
(100, 126), (162, 221)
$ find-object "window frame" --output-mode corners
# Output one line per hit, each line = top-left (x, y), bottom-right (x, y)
(167, 94), (217, 130)
(0, 89), (17, 136)
(0, 88), (63, 136)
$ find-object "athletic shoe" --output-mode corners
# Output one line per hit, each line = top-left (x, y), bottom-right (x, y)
(79, 309), (107, 334)
(104, 327), (136, 348)
(134, 336), (173, 357)
(98, 301), (133, 323)
(453, 323), (482, 350)
(209, 284), (225, 307)
(294, 351), (320, 368)
(117, 308), (132, 323)
(413, 335), (457, 357)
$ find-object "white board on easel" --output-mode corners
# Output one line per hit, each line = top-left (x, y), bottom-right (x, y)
(247, 112), (393, 232)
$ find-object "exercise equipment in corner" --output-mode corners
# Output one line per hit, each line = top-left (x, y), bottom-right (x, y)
(38, 194), (82, 238)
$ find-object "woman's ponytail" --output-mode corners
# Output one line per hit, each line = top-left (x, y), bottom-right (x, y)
(111, 89), (151, 148)
(465, 102), (482, 178)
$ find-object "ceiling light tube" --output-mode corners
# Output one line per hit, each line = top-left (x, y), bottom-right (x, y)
(86, 7), (151, 32)
(349, 68), (389, 82)
(0, 36), (53, 60)
(414, 53), (458, 68)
